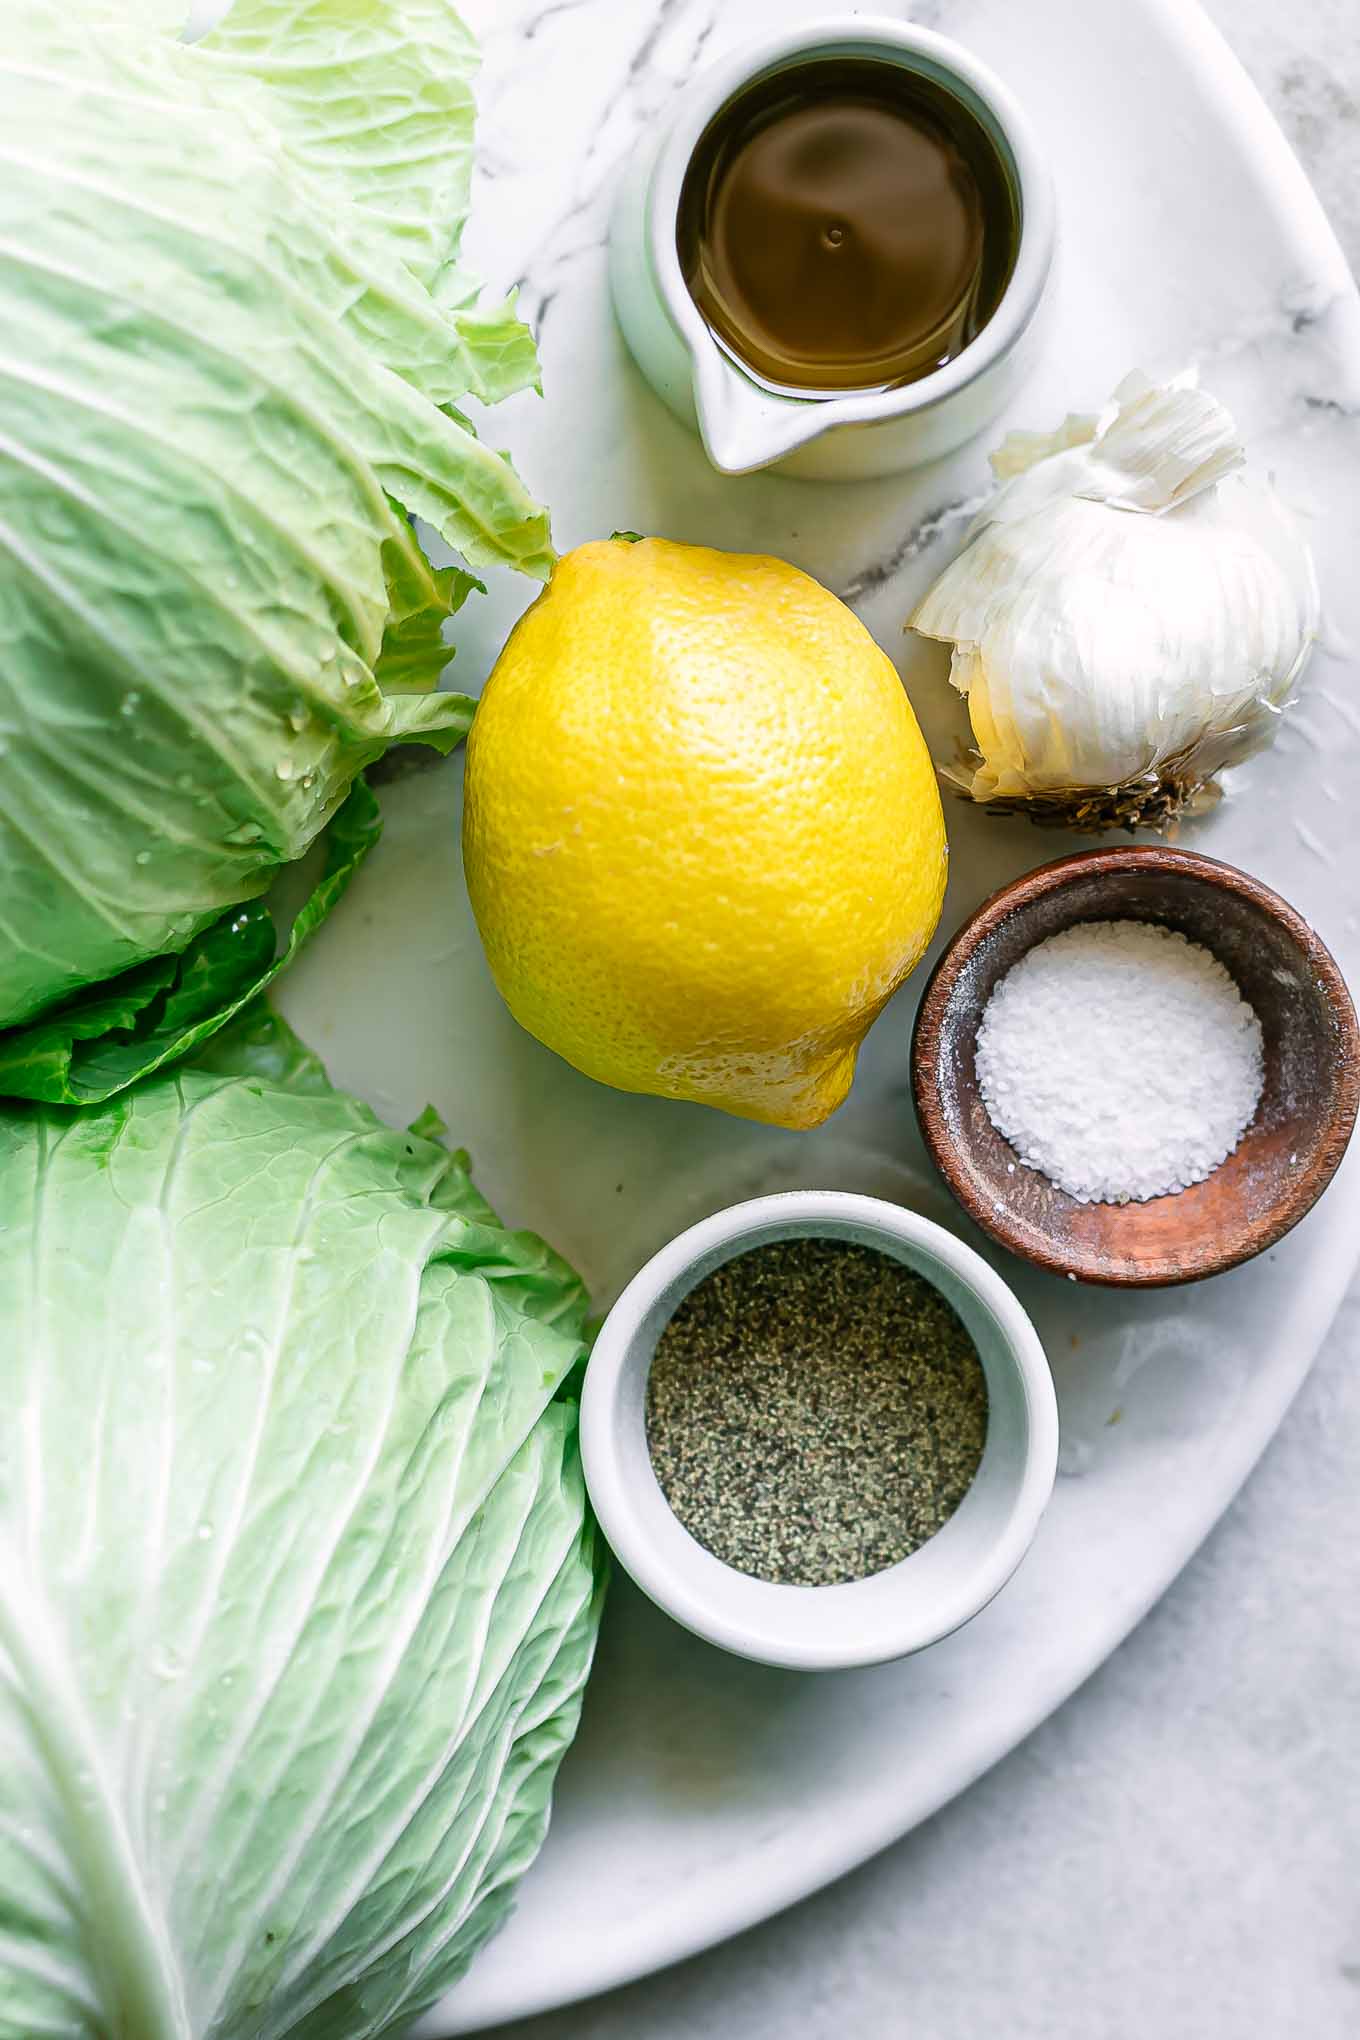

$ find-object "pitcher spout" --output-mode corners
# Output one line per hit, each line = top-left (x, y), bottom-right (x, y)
(690, 345), (831, 478)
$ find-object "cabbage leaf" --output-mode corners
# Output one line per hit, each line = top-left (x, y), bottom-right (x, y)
(0, 774), (389, 1105)
(0, 1), (546, 1044)
(0, 1006), (603, 2038)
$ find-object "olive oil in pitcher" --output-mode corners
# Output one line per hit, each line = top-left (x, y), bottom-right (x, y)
(676, 58), (1020, 396)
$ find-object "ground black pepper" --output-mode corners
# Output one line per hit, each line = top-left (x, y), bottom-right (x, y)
(644, 1235), (989, 1587)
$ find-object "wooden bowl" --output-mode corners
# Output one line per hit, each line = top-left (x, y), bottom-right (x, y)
(911, 846), (1360, 1287)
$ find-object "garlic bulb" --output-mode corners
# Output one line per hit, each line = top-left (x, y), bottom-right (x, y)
(910, 373), (1319, 828)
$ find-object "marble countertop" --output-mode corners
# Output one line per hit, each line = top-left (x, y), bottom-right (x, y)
(473, 5), (1360, 2037)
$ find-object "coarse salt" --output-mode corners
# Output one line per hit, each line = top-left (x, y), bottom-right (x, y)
(975, 920), (1264, 1204)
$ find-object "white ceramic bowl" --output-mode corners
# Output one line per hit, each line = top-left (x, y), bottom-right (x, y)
(580, 1192), (1059, 1670)
(608, 16), (1057, 480)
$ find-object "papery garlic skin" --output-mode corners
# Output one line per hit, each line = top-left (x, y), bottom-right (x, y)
(910, 375), (1319, 820)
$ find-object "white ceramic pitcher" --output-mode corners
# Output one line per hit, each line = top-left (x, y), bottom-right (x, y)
(608, 17), (1056, 482)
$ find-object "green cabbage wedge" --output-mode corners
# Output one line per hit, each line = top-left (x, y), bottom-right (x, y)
(0, 1008), (603, 2039)
(0, 0), (548, 1086)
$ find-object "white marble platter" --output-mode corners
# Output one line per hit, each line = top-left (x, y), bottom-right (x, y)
(271, 0), (1360, 2028)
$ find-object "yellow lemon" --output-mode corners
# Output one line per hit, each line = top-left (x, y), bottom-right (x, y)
(463, 537), (947, 1129)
